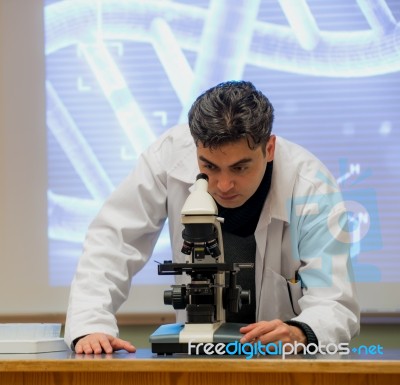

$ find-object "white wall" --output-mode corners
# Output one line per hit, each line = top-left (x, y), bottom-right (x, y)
(0, 0), (66, 314)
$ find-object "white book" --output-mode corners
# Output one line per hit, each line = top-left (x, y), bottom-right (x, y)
(0, 323), (68, 354)
(0, 338), (68, 354)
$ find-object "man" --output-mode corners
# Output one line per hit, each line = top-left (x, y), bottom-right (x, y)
(65, 81), (360, 354)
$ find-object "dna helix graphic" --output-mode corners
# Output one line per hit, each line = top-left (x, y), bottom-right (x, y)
(45, 0), (398, 284)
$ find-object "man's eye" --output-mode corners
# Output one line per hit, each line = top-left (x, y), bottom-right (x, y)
(203, 164), (216, 170)
(233, 166), (247, 172)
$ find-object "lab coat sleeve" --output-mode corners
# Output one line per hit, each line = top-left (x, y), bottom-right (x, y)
(289, 178), (360, 346)
(64, 148), (168, 347)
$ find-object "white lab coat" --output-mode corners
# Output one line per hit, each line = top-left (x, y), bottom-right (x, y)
(65, 124), (360, 347)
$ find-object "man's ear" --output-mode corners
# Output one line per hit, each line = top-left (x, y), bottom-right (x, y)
(265, 135), (276, 162)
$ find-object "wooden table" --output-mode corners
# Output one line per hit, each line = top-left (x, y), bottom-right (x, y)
(0, 349), (399, 385)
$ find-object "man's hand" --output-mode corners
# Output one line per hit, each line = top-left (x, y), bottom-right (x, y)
(239, 319), (306, 350)
(74, 333), (136, 354)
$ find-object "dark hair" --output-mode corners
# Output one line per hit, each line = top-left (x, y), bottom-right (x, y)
(188, 81), (274, 153)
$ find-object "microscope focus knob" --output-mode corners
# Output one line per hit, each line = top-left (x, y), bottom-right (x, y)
(164, 286), (187, 309)
(240, 290), (251, 305)
(223, 287), (251, 313)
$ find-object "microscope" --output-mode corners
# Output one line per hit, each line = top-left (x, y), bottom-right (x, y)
(150, 173), (253, 354)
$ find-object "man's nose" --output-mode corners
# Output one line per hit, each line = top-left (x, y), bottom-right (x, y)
(217, 174), (234, 192)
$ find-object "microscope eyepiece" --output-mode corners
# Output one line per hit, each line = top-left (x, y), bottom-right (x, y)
(196, 173), (209, 181)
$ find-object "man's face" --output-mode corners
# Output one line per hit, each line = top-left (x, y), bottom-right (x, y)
(197, 136), (276, 208)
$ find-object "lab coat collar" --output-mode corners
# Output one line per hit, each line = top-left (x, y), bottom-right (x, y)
(157, 124), (199, 184)
(262, 136), (296, 224)
(170, 145), (199, 185)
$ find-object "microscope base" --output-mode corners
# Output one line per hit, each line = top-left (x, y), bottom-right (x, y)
(150, 322), (246, 355)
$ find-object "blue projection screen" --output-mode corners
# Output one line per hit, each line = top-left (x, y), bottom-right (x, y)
(45, 0), (400, 312)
